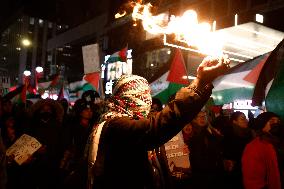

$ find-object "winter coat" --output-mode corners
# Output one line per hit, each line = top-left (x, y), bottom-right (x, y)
(88, 84), (213, 189)
(188, 125), (224, 189)
(242, 136), (281, 189)
(223, 124), (253, 189)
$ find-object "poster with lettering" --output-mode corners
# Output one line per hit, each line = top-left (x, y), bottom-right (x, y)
(82, 43), (100, 74)
(164, 132), (191, 179)
(6, 134), (42, 165)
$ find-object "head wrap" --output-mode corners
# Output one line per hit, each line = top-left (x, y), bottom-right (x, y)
(101, 75), (152, 121)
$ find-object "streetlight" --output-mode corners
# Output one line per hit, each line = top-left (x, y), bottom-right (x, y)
(35, 66), (43, 73)
(23, 70), (31, 89)
(23, 70), (31, 77)
(35, 66), (44, 92)
(22, 38), (31, 47)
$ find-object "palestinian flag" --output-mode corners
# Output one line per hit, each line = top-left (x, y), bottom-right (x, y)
(69, 72), (100, 95)
(83, 72), (100, 90)
(150, 49), (189, 104)
(252, 39), (284, 119)
(212, 53), (269, 105)
(106, 47), (127, 63)
(3, 85), (24, 101)
(3, 84), (27, 104)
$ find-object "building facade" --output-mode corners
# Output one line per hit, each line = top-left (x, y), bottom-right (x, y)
(1, 0), (284, 89)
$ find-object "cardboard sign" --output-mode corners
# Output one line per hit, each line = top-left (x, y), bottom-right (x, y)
(164, 132), (191, 178)
(6, 134), (42, 165)
(82, 43), (100, 74)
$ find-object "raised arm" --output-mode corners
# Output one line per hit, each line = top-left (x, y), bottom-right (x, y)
(107, 55), (230, 149)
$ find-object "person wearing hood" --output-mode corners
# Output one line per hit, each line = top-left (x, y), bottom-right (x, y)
(86, 55), (230, 189)
(187, 109), (224, 189)
(242, 112), (283, 189)
(22, 99), (64, 189)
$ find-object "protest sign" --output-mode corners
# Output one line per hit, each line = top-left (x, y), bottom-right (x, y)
(164, 132), (191, 179)
(82, 43), (100, 74)
(6, 134), (42, 165)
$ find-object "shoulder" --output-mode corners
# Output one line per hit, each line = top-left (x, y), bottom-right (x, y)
(104, 117), (150, 135)
(244, 137), (274, 155)
(245, 137), (263, 148)
(108, 117), (149, 126)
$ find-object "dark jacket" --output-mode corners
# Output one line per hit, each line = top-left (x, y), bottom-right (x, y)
(91, 84), (213, 189)
(223, 124), (253, 189)
(188, 125), (224, 189)
(223, 124), (252, 162)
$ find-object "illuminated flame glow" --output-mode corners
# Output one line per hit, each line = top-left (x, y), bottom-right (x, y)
(132, 3), (224, 56)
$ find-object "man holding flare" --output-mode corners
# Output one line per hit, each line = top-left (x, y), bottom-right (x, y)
(86, 54), (230, 189)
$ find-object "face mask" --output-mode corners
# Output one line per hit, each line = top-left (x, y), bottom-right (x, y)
(269, 123), (282, 137)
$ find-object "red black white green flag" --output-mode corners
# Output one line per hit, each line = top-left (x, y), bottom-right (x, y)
(106, 47), (128, 63)
(150, 49), (189, 104)
(252, 39), (284, 119)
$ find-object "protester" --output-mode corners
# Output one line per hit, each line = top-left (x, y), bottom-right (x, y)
(86, 55), (230, 189)
(60, 107), (94, 189)
(59, 98), (69, 116)
(242, 112), (283, 189)
(1, 99), (13, 118)
(1, 116), (23, 189)
(150, 98), (163, 113)
(81, 90), (100, 106)
(148, 97), (173, 189)
(187, 109), (224, 189)
(61, 97), (105, 189)
(182, 123), (193, 145)
(81, 90), (104, 124)
(22, 99), (64, 189)
(223, 111), (253, 189)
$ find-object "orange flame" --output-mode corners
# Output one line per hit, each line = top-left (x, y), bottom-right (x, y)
(132, 2), (224, 56)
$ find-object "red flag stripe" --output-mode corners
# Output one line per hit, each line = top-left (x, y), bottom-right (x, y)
(118, 47), (128, 62)
(167, 49), (189, 85)
(84, 72), (101, 90)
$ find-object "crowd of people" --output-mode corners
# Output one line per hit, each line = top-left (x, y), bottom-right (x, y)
(0, 90), (104, 189)
(0, 55), (283, 189)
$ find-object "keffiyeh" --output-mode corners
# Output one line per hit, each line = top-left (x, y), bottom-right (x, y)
(87, 75), (152, 188)
(101, 74), (152, 121)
